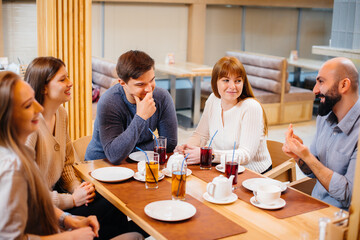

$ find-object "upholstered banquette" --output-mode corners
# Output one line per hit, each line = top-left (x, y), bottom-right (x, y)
(201, 51), (315, 125)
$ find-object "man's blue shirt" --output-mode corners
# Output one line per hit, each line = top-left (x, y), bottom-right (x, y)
(309, 99), (360, 209)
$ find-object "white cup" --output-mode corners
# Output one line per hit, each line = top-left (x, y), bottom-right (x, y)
(137, 161), (146, 176)
(253, 184), (281, 205)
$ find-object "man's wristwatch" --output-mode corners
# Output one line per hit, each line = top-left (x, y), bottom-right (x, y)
(59, 212), (72, 229)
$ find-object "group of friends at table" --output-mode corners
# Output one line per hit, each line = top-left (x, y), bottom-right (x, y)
(0, 49), (358, 239)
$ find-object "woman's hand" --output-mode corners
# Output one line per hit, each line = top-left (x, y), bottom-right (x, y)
(64, 215), (99, 238)
(60, 227), (96, 240)
(72, 182), (96, 207)
(174, 145), (186, 154)
(183, 145), (201, 165)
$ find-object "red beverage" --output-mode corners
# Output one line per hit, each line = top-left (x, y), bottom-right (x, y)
(154, 146), (166, 167)
(225, 161), (238, 185)
(200, 147), (212, 170)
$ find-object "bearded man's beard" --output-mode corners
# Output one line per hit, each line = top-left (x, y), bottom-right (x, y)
(317, 84), (341, 116)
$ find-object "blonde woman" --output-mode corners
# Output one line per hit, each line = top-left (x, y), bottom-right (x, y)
(25, 57), (145, 239)
(176, 56), (272, 173)
(0, 71), (99, 239)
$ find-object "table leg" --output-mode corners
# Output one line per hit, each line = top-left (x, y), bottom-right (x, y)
(176, 76), (201, 129)
(192, 76), (201, 125)
(293, 67), (301, 87)
(169, 74), (176, 104)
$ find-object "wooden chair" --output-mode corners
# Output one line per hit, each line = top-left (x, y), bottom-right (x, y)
(73, 135), (92, 163)
(288, 177), (317, 196)
(263, 140), (297, 182)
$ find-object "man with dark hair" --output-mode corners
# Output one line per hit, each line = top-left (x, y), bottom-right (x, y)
(85, 50), (178, 164)
(283, 57), (359, 210)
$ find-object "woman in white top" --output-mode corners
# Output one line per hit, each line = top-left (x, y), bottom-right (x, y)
(176, 56), (272, 173)
(0, 71), (99, 239)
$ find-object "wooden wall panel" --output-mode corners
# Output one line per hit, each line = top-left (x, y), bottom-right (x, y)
(37, 0), (92, 140)
(94, 0), (334, 9)
(187, 3), (206, 63)
(204, 5), (242, 66)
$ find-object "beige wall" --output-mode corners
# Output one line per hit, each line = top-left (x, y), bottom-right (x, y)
(245, 7), (298, 58)
(299, 9), (332, 60)
(3, 2), (332, 66)
(92, 2), (102, 57)
(204, 5), (242, 66)
(92, 2), (188, 64)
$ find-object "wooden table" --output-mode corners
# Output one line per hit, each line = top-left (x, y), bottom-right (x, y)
(74, 160), (340, 240)
(287, 58), (325, 87)
(155, 62), (212, 128)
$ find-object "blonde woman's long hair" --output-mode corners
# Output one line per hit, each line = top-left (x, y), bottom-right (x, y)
(0, 71), (58, 235)
(211, 56), (268, 135)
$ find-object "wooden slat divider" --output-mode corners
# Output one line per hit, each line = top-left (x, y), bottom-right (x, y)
(37, 0), (93, 140)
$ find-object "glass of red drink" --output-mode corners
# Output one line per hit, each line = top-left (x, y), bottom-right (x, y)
(225, 155), (239, 186)
(154, 136), (167, 170)
(200, 146), (212, 170)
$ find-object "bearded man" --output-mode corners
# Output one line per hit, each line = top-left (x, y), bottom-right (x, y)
(283, 57), (359, 210)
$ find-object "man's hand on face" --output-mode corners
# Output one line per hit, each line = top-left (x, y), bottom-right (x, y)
(134, 91), (156, 120)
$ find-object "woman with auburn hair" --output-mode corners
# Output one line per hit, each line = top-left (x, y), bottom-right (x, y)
(0, 71), (99, 239)
(176, 56), (272, 173)
(24, 57), (144, 240)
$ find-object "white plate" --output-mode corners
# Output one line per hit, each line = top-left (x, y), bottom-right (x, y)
(133, 172), (165, 182)
(144, 200), (196, 222)
(162, 168), (192, 178)
(250, 196), (286, 210)
(215, 164), (245, 174)
(128, 151), (154, 162)
(91, 167), (134, 183)
(203, 192), (238, 205)
(242, 178), (287, 192)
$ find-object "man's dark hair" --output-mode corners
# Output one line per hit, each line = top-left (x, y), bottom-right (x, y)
(116, 50), (155, 83)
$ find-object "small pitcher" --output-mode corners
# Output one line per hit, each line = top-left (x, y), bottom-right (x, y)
(206, 175), (234, 201)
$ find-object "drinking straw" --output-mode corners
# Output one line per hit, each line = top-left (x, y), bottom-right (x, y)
(177, 153), (189, 197)
(208, 130), (218, 148)
(148, 128), (158, 148)
(136, 147), (157, 184)
(232, 141), (236, 163)
(230, 141), (236, 178)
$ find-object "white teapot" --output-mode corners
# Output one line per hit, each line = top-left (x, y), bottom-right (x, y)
(167, 152), (184, 172)
(206, 175), (234, 201)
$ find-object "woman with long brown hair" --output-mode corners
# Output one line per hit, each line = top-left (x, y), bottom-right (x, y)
(0, 71), (99, 239)
(176, 56), (272, 173)
(24, 57), (144, 240)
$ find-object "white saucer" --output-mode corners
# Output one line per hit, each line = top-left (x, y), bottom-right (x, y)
(215, 164), (245, 174)
(133, 172), (165, 182)
(162, 168), (192, 177)
(203, 192), (238, 205)
(250, 196), (286, 210)
(129, 151), (155, 162)
(242, 178), (287, 192)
